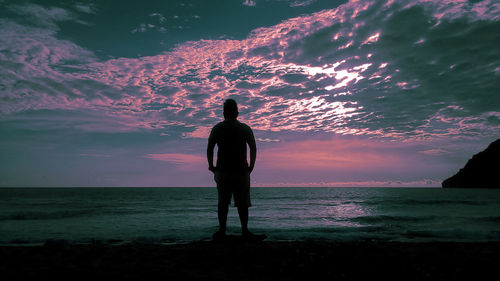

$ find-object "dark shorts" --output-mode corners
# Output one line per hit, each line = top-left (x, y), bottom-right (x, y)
(214, 169), (251, 207)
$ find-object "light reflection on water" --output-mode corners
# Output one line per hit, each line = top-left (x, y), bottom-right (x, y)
(255, 189), (375, 228)
(320, 202), (371, 227)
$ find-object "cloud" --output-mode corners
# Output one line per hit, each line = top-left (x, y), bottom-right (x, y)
(131, 23), (166, 33)
(131, 13), (169, 33)
(146, 153), (205, 164)
(420, 148), (451, 156)
(253, 179), (441, 187)
(290, 0), (316, 8)
(257, 137), (280, 142)
(243, 0), (256, 7)
(0, 17), (100, 115)
(1, 0), (500, 142)
(149, 13), (166, 23)
(6, 3), (91, 28)
(74, 3), (97, 14)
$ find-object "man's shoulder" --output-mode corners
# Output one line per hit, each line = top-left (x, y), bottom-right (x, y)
(213, 121), (225, 128)
(211, 121), (227, 131)
(232, 120), (250, 129)
(209, 122), (223, 139)
(242, 122), (254, 132)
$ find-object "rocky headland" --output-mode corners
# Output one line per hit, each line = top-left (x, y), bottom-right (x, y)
(442, 139), (500, 188)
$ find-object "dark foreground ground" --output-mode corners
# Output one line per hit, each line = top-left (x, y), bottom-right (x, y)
(1, 239), (499, 280)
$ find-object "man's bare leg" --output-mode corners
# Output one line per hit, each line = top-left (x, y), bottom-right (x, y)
(218, 204), (229, 234)
(238, 206), (267, 240)
(237, 206), (249, 234)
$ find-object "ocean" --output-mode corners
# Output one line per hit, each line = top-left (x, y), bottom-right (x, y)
(1, 187), (500, 245)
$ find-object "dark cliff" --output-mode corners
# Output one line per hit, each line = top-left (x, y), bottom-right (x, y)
(442, 139), (500, 188)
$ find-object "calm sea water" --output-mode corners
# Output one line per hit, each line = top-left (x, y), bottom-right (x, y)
(1, 187), (500, 245)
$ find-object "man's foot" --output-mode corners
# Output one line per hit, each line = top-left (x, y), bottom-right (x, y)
(242, 230), (267, 241)
(212, 230), (226, 241)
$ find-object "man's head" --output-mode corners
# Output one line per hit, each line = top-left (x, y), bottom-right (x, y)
(223, 99), (238, 119)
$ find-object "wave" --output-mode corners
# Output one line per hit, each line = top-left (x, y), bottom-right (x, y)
(351, 215), (438, 224)
(0, 208), (147, 221)
(476, 216), (500, 222)
(362, 199), (488, 206)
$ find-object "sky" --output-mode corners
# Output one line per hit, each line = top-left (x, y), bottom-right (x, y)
(0, 0), (499, 187)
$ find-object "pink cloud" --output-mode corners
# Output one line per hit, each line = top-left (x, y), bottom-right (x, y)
(420, 148), (451, 156)
(242, 0), (256, 7)
(2, 0), (499, 141)
(428, 0), (500, 22)
(67, 2), (383, 134)
(182, 126), (212, 139)
(146, 153), (205, 165)
(71, 0), (499, 139)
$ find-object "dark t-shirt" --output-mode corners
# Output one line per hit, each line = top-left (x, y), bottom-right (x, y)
(209, 119), (255, 172)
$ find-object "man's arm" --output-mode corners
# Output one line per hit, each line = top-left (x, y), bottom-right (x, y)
(207, 129), (216, 173)
(247, 129), (257, 173)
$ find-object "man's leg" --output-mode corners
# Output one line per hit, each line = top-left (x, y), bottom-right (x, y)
(218, 203), (229, 234)
(237, 206), (249, 234)
(215, 171), (230, 236)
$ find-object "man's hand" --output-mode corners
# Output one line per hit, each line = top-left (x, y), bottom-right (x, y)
(248, 165), (254, 174)
(208, 165), (216, 173)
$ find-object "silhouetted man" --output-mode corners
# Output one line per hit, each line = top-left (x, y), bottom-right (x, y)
(207, 99), (265, 241)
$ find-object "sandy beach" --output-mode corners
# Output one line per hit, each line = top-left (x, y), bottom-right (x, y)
(1, 239), (499, 280)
